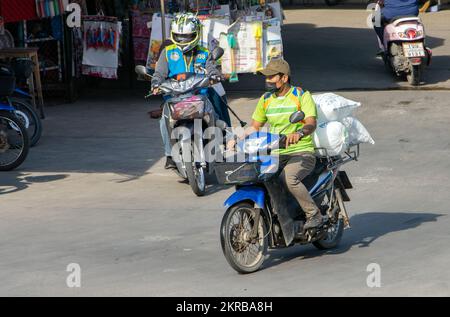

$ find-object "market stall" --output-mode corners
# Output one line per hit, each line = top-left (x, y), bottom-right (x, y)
(1, 0), (286, 103)
(143, 0), (285, 83)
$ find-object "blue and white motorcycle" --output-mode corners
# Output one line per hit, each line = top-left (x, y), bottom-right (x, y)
(216, 111), (358, 274)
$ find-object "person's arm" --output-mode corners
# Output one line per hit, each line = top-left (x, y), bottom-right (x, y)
(226, 96), (267, 150)
(242, 120), (265, 138)
(285, 117), (316, 148)
(151, 48), (169, 92)
(285, 91), (317, 148)
(226, 120), (265, 150)
(205, 53), (222, 79)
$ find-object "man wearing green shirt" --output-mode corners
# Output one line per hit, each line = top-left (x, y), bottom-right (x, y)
(228, 59), (322, 231)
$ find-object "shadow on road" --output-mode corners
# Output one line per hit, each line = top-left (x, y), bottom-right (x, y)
(0, 172), (68, 195)
(262, 211), (444, 270)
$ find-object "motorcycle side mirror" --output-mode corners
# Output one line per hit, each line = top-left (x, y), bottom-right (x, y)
(210, 47), (224, 61)
(289, 111), (305, 124)
(135, 65), (153, 79)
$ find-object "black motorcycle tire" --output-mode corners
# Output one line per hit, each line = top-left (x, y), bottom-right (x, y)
(10, 97), (43, 147)
(220, 202), (268, 274)
(0, 111), (30, 171)
(183, 140), (206, 196)
(407, 64), (422, 86)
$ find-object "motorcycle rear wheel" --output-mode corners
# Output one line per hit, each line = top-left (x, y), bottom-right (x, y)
(313, 189), (345, 250)
(407, 64), (422, 86)
(220, 202), (268, 274)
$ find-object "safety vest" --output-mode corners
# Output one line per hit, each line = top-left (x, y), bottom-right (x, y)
(262, 86), (305, 123)
(165, 44), (209, 78)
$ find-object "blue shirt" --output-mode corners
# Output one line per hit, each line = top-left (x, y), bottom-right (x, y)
(383, 0), (419, 20)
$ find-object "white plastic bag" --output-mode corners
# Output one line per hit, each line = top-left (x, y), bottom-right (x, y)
(312, 93), (361, 123)
(341, 116), (375, 146)
(313, 121), (349, 157)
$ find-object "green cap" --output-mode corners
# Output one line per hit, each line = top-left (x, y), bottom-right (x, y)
(259, 58), (291, 76)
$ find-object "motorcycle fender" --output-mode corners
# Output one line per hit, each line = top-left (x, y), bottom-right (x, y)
(224, 186), (266, 209)
(14, 88), (31, 98)
(426, 47), (432, 66)
(0, 103), (14, 111)
(334, 174), (351, 202)
(175, 121), (195, 141)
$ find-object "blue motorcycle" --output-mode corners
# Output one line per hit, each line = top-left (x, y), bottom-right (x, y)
(216, 111), (358, 274)
(0, 65), (30, 171)
(4, 88), (43, 147)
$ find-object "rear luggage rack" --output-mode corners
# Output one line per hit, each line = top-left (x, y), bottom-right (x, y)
(315, 144), (360, 170)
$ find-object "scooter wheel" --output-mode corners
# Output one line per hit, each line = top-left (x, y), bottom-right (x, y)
(406, 64), (422, 86)
(220, 202), (268, 274)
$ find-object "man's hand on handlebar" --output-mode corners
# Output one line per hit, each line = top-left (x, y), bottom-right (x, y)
(151, 86), (161, 95)
(285, 132), (302, 149)
(209, 74), (224, 85)
(226, 138), (237, 151)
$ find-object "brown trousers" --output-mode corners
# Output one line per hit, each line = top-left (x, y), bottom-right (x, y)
(280, 152), (319, 219)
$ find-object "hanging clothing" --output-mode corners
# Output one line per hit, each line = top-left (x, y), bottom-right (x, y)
(81, 16), (121, 79)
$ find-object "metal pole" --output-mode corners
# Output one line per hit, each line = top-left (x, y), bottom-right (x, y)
(160, 0), (166, 41)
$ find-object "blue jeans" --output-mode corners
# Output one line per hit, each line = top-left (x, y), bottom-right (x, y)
(160, 114), (172, 157)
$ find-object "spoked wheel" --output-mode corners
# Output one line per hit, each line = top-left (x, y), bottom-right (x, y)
(182, 140), (206, 196)
(313, 189), (344, 250)
(10, 98), (42, 147)
(220, 202), (268, 274)
(0, 111), (29, 171)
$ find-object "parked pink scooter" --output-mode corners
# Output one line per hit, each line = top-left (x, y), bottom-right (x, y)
(374, 4), (432, 85)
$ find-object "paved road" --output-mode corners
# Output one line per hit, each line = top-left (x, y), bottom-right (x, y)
(1, 7), (450, 296)
(1, 88), (449, 296)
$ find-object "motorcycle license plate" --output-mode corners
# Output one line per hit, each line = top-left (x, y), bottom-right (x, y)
(402, 42), (425, 58)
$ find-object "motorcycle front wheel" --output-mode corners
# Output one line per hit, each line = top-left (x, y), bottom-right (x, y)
(182, 140), (206, 196)
(0, 111), (30, 171)
(220, 202), (268, 274)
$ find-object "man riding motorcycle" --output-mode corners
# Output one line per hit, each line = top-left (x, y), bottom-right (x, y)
(227, 59), (323, 231)
(151, 12), (231, 169)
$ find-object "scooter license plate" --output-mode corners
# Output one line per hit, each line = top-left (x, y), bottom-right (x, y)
(402, 42), (425, 58)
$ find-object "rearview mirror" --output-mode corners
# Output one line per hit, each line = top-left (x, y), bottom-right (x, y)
(211, 47), (224, 61)
(135, 65), (152, 78)
(289, 111), (305, 124)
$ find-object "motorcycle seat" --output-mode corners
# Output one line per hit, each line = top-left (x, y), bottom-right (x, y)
(385, 15), (420, 25)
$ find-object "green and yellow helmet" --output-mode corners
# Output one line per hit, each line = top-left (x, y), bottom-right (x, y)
(170, 12), (201, 53)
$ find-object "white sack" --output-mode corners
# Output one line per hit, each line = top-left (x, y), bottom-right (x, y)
(341, 116), (375, 146)
(313, 121), (349, 157)
(312, 93), (361, 123)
